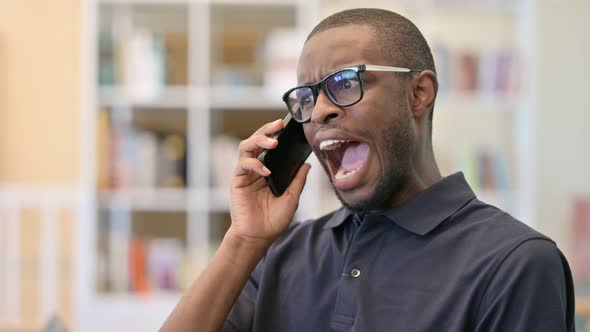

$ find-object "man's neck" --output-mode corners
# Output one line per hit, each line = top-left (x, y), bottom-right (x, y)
(388, 151), (442, 210)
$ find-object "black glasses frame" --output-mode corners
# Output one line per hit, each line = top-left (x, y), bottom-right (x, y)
(282, 64), (423, 123)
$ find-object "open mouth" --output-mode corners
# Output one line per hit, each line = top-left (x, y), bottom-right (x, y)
(319, 139), (370, 182)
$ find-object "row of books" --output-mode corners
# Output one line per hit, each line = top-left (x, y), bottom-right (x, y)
(98, 117), (510, 195)
(99, 29), (519, 101)
(447, 148), (512, 192)
(98, 29), (188, 98)
(97, 229), (186, 294)
(95, 210), (231, 295)
(97, 109), (187, 190)
(433, 46), (520, 97)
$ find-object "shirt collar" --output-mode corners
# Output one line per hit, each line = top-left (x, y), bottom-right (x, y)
(322, 205), (354, 230)
(322, 172), (476, 235)
(382, 172), (476, 236)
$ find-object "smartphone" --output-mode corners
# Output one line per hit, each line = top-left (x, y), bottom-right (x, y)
(258, 114), (312, 196)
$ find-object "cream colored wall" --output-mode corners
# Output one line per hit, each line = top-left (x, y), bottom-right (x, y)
(534, 0), (590, 257)
(0, 1), (80, 330)
(0, 0), (81, 185)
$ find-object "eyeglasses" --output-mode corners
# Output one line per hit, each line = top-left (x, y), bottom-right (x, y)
(282, 64), (423, 123)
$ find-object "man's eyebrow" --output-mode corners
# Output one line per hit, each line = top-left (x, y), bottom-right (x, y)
(300, 64), (354, 85)
(300, 69), (333, 86)
(298, 77), (318, 86)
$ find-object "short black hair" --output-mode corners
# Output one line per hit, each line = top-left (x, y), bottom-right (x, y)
(307, 8), (437, 124)
(307, 8), (436, 73)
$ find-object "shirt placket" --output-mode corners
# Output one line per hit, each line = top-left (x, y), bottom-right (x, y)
(330, 214), (373, 331)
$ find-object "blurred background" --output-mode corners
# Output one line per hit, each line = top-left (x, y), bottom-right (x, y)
(0, 0), (589, 331)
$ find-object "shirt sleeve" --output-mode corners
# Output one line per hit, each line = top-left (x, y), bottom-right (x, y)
(475, 238), (575, 332)
(220, 258), (264, 332)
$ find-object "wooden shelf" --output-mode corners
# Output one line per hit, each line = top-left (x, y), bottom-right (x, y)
(97, 187), (232, 212)
(98, 188), (190, 211)
(99, 86), (194, 108)
(209, 86), (286, 110)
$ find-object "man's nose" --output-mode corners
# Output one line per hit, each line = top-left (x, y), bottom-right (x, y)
(309, 90), (345, 125)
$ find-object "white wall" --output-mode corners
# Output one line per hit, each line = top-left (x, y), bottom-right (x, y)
(534, 0), (590, 257)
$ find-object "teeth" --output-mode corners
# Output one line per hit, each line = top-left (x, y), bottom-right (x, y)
(334, 165), (364, 180)
(320, 139), (349, 151)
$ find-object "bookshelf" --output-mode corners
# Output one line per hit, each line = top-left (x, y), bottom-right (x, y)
(79, 0), (536, 331)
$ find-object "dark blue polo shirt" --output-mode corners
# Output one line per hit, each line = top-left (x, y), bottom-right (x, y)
(222, 172), (575, 331)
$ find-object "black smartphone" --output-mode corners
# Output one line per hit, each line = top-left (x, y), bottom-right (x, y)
(258, 114), (312, 196)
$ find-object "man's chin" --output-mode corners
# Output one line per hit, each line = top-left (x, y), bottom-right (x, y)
(334, 186), (383, 213)
(332, 176), (400, 213)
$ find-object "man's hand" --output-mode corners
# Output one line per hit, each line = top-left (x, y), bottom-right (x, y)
(228, 118), (312, 247)
(161, 119), (311, 332)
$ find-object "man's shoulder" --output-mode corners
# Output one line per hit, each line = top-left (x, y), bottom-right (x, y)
(469, 206), (575, 331)
(446, 198), (563, 278)
(451, 197), (552, 247)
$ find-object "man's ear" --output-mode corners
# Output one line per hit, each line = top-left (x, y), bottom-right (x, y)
(410, 70), (438, 119)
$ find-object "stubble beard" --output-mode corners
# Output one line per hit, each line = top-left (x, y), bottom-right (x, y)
(332, 109), (414, 213)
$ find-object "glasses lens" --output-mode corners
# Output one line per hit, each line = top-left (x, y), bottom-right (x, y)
(287, 87), (315, 122)
(325, 69), (361, 106)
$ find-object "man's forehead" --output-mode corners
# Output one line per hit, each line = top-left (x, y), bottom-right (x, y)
(297, 25), (381, 84)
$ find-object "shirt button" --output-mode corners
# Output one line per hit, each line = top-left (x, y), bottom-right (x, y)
(351, 268), (361, 278)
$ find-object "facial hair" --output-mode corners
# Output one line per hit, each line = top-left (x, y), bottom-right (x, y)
(333, 104), (415, 213)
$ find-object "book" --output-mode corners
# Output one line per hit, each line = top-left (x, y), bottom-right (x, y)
(156, 133), (187, 188)
(98, 29), (115, 86)
(129, 237), (150, 294)
(456, 148), (512, 193)
(108, 113), (131, 190)
(454, 51), (479, 94)
(477, 150), (496, 190)
(107, 209), (131, 292)
(134, 131), (158, 189)
(164, 32), (188, 85)
(572, 197), (590, 281)
(96, 108), (111, 190)
(494, 50), (514, 95)
(147, 238), (183, 291)
(118, 29), (166, 100)
(105, 118), (187, 190)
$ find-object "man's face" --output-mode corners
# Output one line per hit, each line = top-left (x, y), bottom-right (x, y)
(298, 25), (417, 212)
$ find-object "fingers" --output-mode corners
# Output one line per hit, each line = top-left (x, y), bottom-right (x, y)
(233, 119), (284, 187)
(237, 119), (283, 159)
(253, 118), (284, 136)
(282, 163), (312, 200)
(234, 156), (271, 178)
(238, 135), (278, 159)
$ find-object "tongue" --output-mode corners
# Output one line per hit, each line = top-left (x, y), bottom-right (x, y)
(341, 142), (369, 172)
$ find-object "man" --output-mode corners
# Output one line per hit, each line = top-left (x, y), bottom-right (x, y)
(162, 8), (575, 332)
